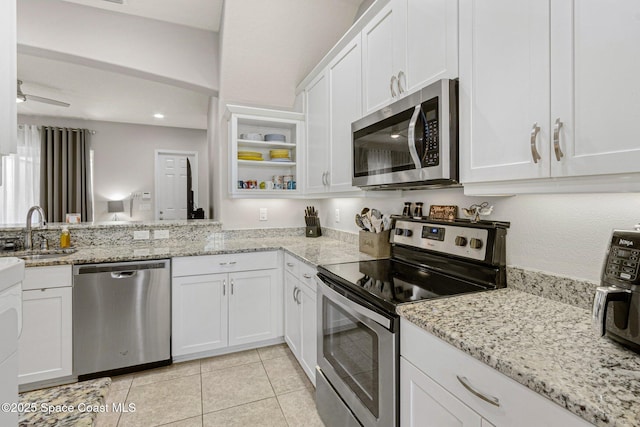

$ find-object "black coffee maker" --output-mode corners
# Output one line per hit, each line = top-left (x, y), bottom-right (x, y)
(593, 228), (640, 353)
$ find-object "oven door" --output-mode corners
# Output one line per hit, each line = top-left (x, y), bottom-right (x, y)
(316, 275), (398, 427)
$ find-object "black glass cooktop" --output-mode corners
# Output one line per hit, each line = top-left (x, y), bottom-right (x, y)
(318, 258), (494, 313)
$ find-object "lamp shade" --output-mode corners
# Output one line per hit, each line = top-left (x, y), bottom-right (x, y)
(107, 200), (125, 213)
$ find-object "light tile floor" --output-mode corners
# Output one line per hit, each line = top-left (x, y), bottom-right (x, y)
(96, 344), (325, 427)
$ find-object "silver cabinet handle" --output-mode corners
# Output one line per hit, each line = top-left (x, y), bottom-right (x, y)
(223, 279), (226, 296)
(321, 171), (327, 186)
(229, 261), (236, 265)
(407, 105), (423, 169)
(592, 286), (631, 336)
(456, 376), (500, 407)
(325, 171), (330, 186)
(219, 262), (228, 266)
(530, 123), (542, 164)
(292, 286), (298, 302)
(302, 273), (313, 279)
(295, 288), (301, 305)
(397, 71), (405, 94)
(553, 118), (564, 161)
(231, 279), (234, 295)
(390, 75), (398, 98)
(286, 262), (295, 267)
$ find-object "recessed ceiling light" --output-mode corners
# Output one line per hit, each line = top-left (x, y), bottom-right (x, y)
(153, 113), (165, 119)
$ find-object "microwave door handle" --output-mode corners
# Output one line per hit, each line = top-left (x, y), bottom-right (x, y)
(592, 286), (631, 336)
(407, 105), (423, 169)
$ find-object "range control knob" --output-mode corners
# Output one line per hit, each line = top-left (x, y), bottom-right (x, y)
(469, 238), (483, 249)
(394, 228), (413, 237)
(454, 236), (468, 247)
(404, 229), (413, 237)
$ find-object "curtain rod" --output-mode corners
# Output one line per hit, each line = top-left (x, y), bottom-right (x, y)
(18, 124), (97, 135)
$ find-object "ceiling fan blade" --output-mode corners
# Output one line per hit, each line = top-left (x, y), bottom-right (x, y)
(25, 94), (70, 108)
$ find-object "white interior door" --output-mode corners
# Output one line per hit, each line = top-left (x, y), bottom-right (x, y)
(156, 152), (196, 220)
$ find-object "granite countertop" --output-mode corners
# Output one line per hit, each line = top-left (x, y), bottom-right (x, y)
(398, 288), (640, 427)
(19, 377), (111, 426)
(10, 235), (372, 268)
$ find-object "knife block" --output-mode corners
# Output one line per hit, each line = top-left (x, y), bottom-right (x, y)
(306, 225), (322, 238)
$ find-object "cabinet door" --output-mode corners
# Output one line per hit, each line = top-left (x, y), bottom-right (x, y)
(228, 269), (281, 347)
(172, 273), (228, 356)
(19, 287), (72, 384)
(401, 357), (482, 427)
(551, 0), (640, 177)
(362, 3), (397, 114)
(329, 37), (362, 193)
(459, 0), (551, 183)
(403, 0), (458, 94)
(299, 283), (317, 386)
(305, 72), (330, 194)
(284, 272), (301, 358)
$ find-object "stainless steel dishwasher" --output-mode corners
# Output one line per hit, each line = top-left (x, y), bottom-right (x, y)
(73, 259), (171, 380)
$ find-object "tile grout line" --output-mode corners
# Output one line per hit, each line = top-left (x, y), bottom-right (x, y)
(261, 357), (291, 427)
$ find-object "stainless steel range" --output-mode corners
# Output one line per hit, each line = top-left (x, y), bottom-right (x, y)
(315, 216), (509, 427)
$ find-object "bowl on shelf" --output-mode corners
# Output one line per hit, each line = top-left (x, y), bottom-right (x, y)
(269, 149), (290, 160)
(265, 134), (286, 142)
(238, 151), (263, 161)
(240, 133), (264, 141)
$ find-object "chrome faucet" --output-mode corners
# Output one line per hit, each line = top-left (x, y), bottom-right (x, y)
(25, 206), (47, 250)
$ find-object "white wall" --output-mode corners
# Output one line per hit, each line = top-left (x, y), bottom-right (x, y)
(214, 0), (362, 227)
(18, 115), (208, 222)
(17, 0), (219, 94)
(0, 0), (16, 170)
(321, 190), (640, 282)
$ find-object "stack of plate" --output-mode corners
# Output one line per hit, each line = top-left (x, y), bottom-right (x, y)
(269, 149), (291, 162)
(238, 151), (263, 161)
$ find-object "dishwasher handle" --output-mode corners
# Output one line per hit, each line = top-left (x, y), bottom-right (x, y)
(110, 271), (137, 279)
(74, 260), (169, 275)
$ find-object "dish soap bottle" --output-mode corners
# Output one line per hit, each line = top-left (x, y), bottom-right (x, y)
(60, 226), (71, 249)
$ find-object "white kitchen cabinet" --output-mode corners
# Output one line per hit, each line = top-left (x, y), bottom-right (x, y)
(401, 357), (483, 427)
(19, 266), (72, 386)
(401, 319), (592, 427)
(362, 0), (458, 115)
(228, 269), (281, 347)
(283, 254), (317, 385)
(304, 71), (330, 194)
(226, 105), (304, 198)
(172, 252), (282, 358)
(172, 273), (228, 356)
(328, 36), (363, 193)
(461, 0), (640, 191)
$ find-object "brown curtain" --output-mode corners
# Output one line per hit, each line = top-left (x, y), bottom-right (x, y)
(40, 127), (93, 222)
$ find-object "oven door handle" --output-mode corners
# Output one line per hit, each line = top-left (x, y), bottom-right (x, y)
(316, 276), (392, 330)
(407, 105), (423, 169)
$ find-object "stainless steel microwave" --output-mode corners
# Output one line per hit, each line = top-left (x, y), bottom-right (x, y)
(352, 79), (459, 189)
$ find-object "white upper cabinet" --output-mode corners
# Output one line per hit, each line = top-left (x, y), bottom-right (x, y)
(461, 0), (640, 191)
(328, 36), (363, 193)
(362, 0), (459, 115)
(550, 0), (640, 178)
(403, 0), (459, 95)
(459, 0), (551, 183)
(362, 3), (398, 114)
(304, 72), (330, 194)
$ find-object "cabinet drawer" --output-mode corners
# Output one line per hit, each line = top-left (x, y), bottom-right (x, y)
(284, 253), (299, 277)
(23, 265), (72, 290)
(400, 319), (591, 427)
(298, 262), (317, 289)
(173, 251), (278, 277)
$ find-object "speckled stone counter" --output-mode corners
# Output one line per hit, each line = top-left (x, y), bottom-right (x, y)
(19, 377), (111, 426)
(10, 234), (372, 268)
(398, 289), (640, 427)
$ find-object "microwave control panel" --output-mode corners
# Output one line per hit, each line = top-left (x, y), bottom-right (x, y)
(422, 103), (439, 167)
(605, 231), (640, 283)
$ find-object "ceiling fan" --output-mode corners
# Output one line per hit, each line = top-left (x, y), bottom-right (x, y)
(16, 80), (70, 108)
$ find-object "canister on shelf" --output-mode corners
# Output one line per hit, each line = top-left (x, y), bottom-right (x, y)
(283, 175), (293, 190)
(273, 175), (283, 190)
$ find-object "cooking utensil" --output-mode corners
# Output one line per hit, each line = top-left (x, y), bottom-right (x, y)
(382, 214), (391, 232)
(371, 208), (382, 219)
(361, 207), (370, 216)
(355, 214), (367, 230)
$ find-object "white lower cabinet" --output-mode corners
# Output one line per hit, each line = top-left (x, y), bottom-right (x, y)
(401, 357), (483, 427)
(283, 254), (317, 385)
(172, 252), (282, 358)
(400, 318), (591, 427)
(19, 266), (72, 385)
